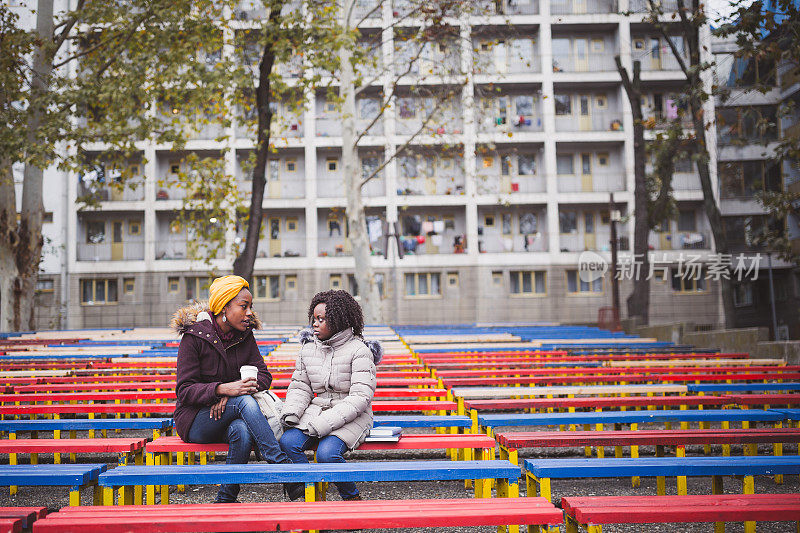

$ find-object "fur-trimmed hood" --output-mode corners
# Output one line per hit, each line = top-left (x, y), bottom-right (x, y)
(170, 301), (263, 335)
(298, 327), (383, 364)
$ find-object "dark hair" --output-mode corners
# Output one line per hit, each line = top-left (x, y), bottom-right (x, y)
(307, 290), (364, 337)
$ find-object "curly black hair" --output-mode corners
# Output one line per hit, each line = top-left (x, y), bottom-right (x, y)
(307, 290), (364, 338)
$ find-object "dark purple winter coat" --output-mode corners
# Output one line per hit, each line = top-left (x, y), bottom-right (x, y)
(170, 302), (271, 439)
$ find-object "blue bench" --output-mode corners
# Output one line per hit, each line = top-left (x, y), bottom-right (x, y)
(373, 415), (472, 429)
(522, 455), (800, 503)
(0, 418), (173, 440)
(689, 383), (800, 392)
(97, 459), (522, 505)
(477, 409), (788, 436)
(0, 464), (107, 506)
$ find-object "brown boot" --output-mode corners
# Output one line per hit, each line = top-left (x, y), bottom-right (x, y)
(342, 494), (363, 501)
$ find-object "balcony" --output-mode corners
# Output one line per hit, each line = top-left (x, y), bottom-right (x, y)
(317, 208), (385, 257)
(255, 212), (306, 258)
(557, 171), (625, 193)
(474, 39), (541, 76)
(477, 0), (539, 15)
(637, 51), (687, 72)
(555, 110), (623, 132)
(396, 154), (465, 196)
(477, 94), (544, 134)
(550, 0), (617, 14)
(476, 152), (544, 194)
(649, 230), (711, 251)
(559, 209), (628, 252)
(629, 0), (679, 12)
(78, 179), (145, 203)
(399, 209), (467, 255)
(317, 154), (385, 198)
(395, 98), (464, 136)
(552, 52), (617, 73)
(477, 209), (548, 252)
(394, 39), (461, 77)
(236, 153), (306, 200)
(77, 241), (145, 262)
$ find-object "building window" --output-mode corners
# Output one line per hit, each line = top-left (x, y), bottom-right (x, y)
(330, 274), (343, 290)
(447, 272), (459, 288)
(554, 93), (572, 115)
(556, 154), (574, 175)
(35, 279), (55, 293)
(559, 211), (578, 234)
(677, 209), (697, 232)
(405, 272), (441, 297)
(347, 273), (384, 298)
(186, 277), (211, 301)
(285, 275), (297, 292)
(566, 271), (603, 294)
(128, 220), (141, 236)
(518, 155), (536, 175)
(167, 277), (180, 293)
(80, 278), (118, 305)
(733, 282), (754, 307)
(86, 221), (105, 244)
(43, 212), (54, 224)
(492, 271), (503, 287)
(285, 159), (296, 172)
(484, 215), (495, 227)
(326, 158), (338, 172)
(123, 277), (135, 295)
(670, 268), (707, 292)
(286, 218), (298, 232)
(597, 152), (609, 166)
(510, 271), (546, 295)
(255, 275), (280, 300)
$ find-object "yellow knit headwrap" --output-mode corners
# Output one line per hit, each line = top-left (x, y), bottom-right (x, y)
(208, 275), (250, 315)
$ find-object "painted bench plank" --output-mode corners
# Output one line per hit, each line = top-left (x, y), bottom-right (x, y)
(465, 395), (731, 411)
(0, 438), (147, 454)
(372, 415), (472, 428)
(0, 419), (173, 432)
(452, 384), (688, 399)
(98, 460), (521, 486)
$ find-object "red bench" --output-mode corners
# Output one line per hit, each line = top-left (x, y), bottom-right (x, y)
(0, 507), (46, 529)
(0, 438), (147, 466)
(32, 498), (563, 532)
(441, 372), (800, 388)
(435, 365), (799, 378)
(731, 393), (800, 407)
(561, 494), (800, 533)
(465, 395), (732, 412)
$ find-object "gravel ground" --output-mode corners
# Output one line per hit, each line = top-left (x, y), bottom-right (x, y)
(1, 426), (798, 533)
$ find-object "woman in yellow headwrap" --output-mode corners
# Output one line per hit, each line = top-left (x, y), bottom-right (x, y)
(171, 275), (303, 502)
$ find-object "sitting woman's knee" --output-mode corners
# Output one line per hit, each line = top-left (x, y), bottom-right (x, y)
(315, 436), (347, 463)
(227, 419), (251, 444)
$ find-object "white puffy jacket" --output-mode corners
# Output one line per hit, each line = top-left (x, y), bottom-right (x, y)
(281, 327), (383, 449)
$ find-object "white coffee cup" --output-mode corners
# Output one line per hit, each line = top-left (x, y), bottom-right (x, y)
(240, 365), (258, 381)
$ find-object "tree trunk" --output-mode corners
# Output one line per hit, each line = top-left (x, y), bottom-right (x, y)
(2, 1), (55, 331)
(0, 160), (17, 331)
(616, 58), (650, 326)
(341, 0), (382, 324)
(232, 0), (284, 284)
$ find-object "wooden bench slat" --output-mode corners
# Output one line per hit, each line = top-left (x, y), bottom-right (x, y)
(33, 499), (563, 532)
(497, 428), (800, 448)
(0, 518), (22, 533)
(0, 438), (147, 454)
(0, 507), (47, 529)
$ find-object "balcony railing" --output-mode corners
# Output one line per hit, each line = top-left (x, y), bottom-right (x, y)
(555, 111), (624, 132)
(556, 172), (626, 193)
(478, 114), (544, 133)
(629, 0), (679, 12)
(560, 231), (629, 252)
(78, 182), (145, 202)
(318, 174), (385, 198)
(479, 230), (549, 253)
(552, 52), (617, 73)
(649, 231), (711, 250)
(551, 0), (617, 15)
(155, 240), (188, 260)
(476, 174), (545, 194)
(77, 242), (145, 262)
(317, 117), (384, 137)
(475, 56), (541, 76)
(637, 52), (688, 72)
(397, 175), (466, 196)
(672, 170), (702, 191)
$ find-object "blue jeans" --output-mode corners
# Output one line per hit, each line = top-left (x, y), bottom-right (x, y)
(279, 427), (359, 500)
(187, 394), (290, 502)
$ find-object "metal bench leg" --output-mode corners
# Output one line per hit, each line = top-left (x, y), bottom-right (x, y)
(721, 420), (731, 456)
(93, 483), (102, 506)
(69, 488), (81, 507)
(177, 452), (186, 493)
(630, 423), (640, 487)
(655, 445), (666, 495)
(304, 482), (316, 502)
(564, 515), (580, 533)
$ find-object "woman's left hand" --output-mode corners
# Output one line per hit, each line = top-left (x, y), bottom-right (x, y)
(210, 396), (228, 420)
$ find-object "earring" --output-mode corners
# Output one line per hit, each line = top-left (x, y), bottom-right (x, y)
(222, 315), (227, 323)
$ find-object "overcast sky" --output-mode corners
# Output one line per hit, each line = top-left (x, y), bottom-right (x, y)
(706, 0), (756, 22)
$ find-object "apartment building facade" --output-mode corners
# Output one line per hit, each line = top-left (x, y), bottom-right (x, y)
(22, 0), (750, 330)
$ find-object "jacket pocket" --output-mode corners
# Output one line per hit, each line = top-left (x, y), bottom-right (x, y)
(198, 352), (220, 378)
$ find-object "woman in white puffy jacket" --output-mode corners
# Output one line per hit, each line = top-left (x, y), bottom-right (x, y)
(279, 290), (383, 501)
